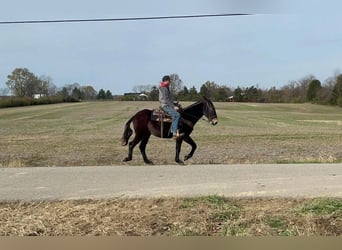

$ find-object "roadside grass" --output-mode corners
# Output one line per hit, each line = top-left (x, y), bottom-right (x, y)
(1, 101), (341, 167)
(1, 195), (342, 236)
(297, 198), (342, 216)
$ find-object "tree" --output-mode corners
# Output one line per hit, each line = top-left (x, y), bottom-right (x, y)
(188, 86), (199, 100)
(307, 79), (322, 102)
(98, 89), (112, 100)
(233, 87), (244, 102)
(47, 81), (57, 96)
(97, 89), (106, 99)
(105, 90), (113, 99)
(148, 86), (159, 101)
(6, 68), (39, 97)
(38, 75), (55, 96)
(297, 75), (316, 102)
(0, 87), (9, 96)
(65, 83), (81, 96)
(58, 87), (69, 99)
(169, 74), (184, 95)
(82, 86), (97, 100)
(244, 85), (262, 102)
(217, 86), (232, 101)
(177, 86), (190, 101)
(264, 87), (282, 103)
(279, 75), (315, 103)
(199, 81), (219, 100)
(71, 87), (83, 99)
(132, 84), (154, 94)
(330, 74), (342, 106)
(317, 76), (336, 104)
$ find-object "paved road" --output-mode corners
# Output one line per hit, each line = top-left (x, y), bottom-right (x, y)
(1, 164), (342, 201)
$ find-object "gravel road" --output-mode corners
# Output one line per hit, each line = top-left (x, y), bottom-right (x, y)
(1, 164), (342, 201)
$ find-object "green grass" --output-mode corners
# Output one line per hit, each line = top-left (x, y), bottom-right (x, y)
(0, 101), (341, 167)
(174, 196), (342, 236)
(298, 198), (342, 215)
(179, 195), (228, 209)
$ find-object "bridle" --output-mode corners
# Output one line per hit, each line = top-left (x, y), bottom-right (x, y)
(202, 100), (218, 125)
(181, 99), (217, 125)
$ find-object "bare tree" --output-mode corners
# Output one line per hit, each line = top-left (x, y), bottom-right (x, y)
(0, 87), (9, 96)
(38, 75), (55, 96)
(132, 84), (154, 93)
(169, 73), (184, 94)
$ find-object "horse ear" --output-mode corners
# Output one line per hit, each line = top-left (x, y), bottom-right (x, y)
(202, 96), (210, 102)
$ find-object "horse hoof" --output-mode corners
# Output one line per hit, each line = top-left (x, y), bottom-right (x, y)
(184, 155), (192, 161)
(123, 157), (131, 162)
(145, 160), (154, 165)
(176, 160), (185, 165)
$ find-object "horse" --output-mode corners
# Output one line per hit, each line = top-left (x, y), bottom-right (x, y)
(121, 96), (218, 165)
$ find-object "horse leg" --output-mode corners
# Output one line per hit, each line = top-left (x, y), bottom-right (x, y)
(139, 134), (153, 164)
(183, 136), (197, 161)
(175, 139), (184, 165)
(123, 136), (142, 162)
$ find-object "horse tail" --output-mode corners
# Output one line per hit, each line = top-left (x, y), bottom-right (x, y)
(121, 116), (134, 146)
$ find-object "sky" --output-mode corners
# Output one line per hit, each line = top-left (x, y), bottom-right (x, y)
(1, 0), (342, 95)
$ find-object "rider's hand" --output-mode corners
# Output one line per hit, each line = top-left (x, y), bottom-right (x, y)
(174, 106), (179, 111)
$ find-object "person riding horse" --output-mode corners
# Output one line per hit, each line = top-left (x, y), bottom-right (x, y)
(121, 95), (218, 165)
(121, 72), (218, 165)
(158, 75), (183, 139)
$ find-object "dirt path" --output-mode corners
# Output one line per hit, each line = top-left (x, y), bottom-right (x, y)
(1, 164), (342, 201)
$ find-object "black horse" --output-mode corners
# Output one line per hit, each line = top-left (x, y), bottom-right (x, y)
(121, 96), (218, 165)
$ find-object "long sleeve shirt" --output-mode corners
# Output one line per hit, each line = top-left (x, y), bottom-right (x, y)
(159, 86), (174, 108)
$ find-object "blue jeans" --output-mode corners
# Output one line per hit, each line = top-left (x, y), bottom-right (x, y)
(162, 105), (180, 134)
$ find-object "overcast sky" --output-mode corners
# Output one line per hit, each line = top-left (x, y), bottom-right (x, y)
(1, 0), (342, 95)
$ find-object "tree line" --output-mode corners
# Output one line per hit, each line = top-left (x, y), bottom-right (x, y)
(1, 68), (114, 108)
(2, 67), (342, 108)
(128, 74), (342, 107)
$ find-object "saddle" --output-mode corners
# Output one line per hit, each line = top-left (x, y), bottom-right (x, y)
(151, 108), (173, 123)
(151, 106), (193, 138)
(151, 108), (174, 138)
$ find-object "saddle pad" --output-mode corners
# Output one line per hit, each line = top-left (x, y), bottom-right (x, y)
(151, 109), (173, 122)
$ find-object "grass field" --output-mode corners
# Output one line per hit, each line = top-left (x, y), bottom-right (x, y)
(1, 101), (342, 236)
(0, 101), (341, 167)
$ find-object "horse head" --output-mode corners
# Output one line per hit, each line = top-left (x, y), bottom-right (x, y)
(202, 96), (218, 125)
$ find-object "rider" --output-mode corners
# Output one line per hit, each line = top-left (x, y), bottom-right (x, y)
(158, 75), (182, 138)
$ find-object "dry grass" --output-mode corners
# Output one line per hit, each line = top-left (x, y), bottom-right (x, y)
(1, 196), (342, 236)
(0, 101), (341, 167)
(1, 102), (342, 236)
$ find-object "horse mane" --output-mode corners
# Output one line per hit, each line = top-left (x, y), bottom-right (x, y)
(180, 99), (205, 123)
(183, 99), (203, 111)
(181, 97), (215, 122)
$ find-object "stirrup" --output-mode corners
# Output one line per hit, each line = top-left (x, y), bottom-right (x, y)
(173, 130), (184, 139)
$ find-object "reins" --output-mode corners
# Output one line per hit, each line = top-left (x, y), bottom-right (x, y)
(180, 100), (213, 123)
